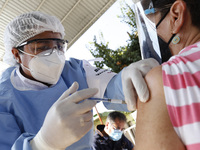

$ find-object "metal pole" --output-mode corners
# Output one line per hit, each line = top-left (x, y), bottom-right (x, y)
(94, 106), (103, 125)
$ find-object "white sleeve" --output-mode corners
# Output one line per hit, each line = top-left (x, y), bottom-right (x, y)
(82, 60), (116, 98)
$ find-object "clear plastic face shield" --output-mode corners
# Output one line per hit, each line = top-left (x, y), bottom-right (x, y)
(133, 0), (172, 64)
(17, 38), (68, 56)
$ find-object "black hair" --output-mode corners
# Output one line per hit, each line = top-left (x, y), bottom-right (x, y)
(152, 0), (200, 29)
(106, 111), (127, 124)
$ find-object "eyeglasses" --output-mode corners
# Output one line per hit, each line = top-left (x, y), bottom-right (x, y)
(111, 124), (125, 131)
(17, 38), (68, 56)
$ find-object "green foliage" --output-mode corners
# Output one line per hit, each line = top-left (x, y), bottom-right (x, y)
(88, 1), (141, 73)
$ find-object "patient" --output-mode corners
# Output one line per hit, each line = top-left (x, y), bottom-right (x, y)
(133, 0), (200, 150)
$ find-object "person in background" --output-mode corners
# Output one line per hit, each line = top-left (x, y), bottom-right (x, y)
(93, 111), (134, 150)
(132, 0), (200, 149)
(0, 11), (158, 150)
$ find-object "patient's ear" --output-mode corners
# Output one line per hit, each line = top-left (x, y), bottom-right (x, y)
(170, 0), (187, 34)
(12, 48), (21, 63)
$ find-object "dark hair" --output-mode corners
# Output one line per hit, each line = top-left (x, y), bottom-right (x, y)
(152, 0), (200, 29)
(106, 111), (127, 124)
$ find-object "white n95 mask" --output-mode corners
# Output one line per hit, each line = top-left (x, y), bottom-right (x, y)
(20, 49), (65, 84)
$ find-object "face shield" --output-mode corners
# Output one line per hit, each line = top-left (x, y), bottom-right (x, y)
(133, 0), (173, 64)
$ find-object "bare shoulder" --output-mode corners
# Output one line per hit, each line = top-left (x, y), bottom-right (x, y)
(135, 66), (186, 150)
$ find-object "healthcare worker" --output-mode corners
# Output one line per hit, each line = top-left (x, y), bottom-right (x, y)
(132, 0), (200, 149)
(0, 11), (158, 150)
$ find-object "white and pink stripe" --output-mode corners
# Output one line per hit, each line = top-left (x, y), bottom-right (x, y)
(162, 41), (200, 150)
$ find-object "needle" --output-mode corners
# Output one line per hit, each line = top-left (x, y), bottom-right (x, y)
(88, 97), (126, 104)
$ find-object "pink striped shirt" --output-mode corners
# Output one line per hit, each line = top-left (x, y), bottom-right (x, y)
(162, 41), (200, 150)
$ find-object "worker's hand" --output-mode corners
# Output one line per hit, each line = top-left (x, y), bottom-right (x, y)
(121, 58), (159, 111)
(30, 82), (97, 150)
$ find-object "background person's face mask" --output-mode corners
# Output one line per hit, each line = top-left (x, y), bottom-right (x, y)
(109, 129), (123, 141)
(20, 49), (65, 84)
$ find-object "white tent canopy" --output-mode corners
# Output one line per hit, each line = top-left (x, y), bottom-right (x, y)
(0, 0), (116, 63)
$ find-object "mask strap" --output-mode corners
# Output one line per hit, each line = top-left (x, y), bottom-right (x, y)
(167, 34), (176, 45)
(18, 49), (34, 72)
(18, 49), (36, 57)
(156, 8), (176, 47)
(156, 9), (170, 28)
(20, 63), (32, 73)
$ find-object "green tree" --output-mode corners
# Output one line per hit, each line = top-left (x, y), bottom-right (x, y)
(88, 1), (141, 73)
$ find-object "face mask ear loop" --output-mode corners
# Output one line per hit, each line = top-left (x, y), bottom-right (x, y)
(167, 34), (176, 45)
(20, 63), (33, 73)
(18, 49), (36, 57)
(18, 49), (35, 73)
(156, 9), (170, 28)
(156, 8), (174, 55)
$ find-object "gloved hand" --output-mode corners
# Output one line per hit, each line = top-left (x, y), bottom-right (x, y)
(121, 58), (159, 111)
(30, 82), (98, 150)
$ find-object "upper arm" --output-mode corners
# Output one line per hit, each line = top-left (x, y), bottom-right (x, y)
(134, 66), (185, 150)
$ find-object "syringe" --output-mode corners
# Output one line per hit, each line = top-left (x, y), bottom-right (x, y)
(88, 97), (126, 104)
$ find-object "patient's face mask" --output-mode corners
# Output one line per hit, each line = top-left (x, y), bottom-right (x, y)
(157, 35), (173, 63)
(133, 0), (173, 63)
(19, 49), (65, 85)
